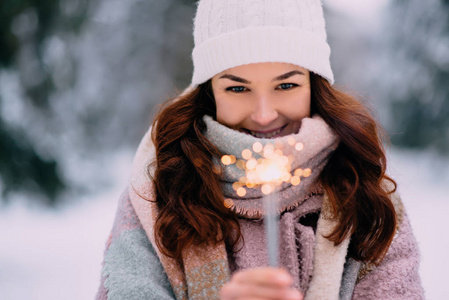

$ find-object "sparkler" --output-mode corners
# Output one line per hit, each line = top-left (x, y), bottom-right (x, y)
(222, 139), (312, 267)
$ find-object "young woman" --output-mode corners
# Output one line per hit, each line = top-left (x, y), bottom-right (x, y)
(97, 1), (424, 299)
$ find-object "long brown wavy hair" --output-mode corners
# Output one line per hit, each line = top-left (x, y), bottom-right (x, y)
(150, 73), (397, 265)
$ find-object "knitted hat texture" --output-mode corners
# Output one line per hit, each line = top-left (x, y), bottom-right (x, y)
(191, 0), (334, 86)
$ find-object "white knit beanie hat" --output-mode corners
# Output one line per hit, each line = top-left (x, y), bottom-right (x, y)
(191, 0), (334, 86)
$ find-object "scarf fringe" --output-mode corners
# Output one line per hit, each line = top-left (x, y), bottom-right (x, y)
(228, 189), (324, 219)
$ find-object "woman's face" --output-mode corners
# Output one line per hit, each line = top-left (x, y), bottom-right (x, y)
(211, 62), (311, 138)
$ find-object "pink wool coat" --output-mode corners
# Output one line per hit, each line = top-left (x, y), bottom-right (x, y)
(97, 124), (425, 299)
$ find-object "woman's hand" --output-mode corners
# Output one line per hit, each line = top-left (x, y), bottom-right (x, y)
(220, 267), (303, 300)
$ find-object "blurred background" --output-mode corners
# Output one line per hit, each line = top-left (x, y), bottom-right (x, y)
(0, 0), (447, 299)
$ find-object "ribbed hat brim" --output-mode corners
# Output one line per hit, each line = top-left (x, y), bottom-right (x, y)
(192, 26), (334, 85)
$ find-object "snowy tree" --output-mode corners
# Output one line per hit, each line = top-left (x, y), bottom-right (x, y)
(0, 0), (93, 204)
(378, 0), (449, 152)
(0, 0), (198, 205)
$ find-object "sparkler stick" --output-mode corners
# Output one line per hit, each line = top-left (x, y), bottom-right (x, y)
(263, 187), (279, 267)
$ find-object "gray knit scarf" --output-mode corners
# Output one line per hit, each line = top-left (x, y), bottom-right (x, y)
(204, 115), (339, 293)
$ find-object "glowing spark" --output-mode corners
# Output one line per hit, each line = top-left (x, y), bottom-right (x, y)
(294, 168), (303, 177)
(263, 144), (275, 158)
(242, 149), (252, 160)
(246, 182), (255, 188)
(213, 165), (221, 174)
(281, 172), (292, 182)
(279, 156), (289, 167)
(232, 182), (242, 191)
(237, 187), (247, 197)
(295, 142), (304, 151)
(288, 137), (296, 146)
(303, 168), (312, 177)
(253, 142), (263, 153)
(274, 149), (284, 157)
(224, 198), (234, 208)
(236, 160), (246, 169)
(291, 176), (301, 186)
(246, 158), (258, 170)
(247, 170), (257, 182)
(221, 155), (232, 165)
(259, 161), (284, 183)
(261, 184), (273, 195)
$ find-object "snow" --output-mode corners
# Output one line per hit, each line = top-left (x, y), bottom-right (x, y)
(1, 148), (448, 299)
(0, 194), (117, 299)
(0, 151), (133, 300)
(387, 148), (449, 300)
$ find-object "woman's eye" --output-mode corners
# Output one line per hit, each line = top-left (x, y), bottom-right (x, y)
(278, 83), (298, 90)
(226, 86), (247, 93)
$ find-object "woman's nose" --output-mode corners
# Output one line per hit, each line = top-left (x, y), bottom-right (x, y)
(251, 94), (278, 126)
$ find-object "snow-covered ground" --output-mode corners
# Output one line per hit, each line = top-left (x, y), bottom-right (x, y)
(387, 148), (449, 300)
(0, 151), (134, 300)
(0, 148), (448, 300)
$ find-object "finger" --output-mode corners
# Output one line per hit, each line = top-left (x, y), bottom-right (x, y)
(221, 281), (302, 300)
(232, 268), (293, 287)
(236, 286), (302, 300)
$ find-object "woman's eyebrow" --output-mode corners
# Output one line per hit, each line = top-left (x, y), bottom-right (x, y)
(219, 70), (304, 83)
(272, 70), (305, 81)
(218, 74), (250, 84)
